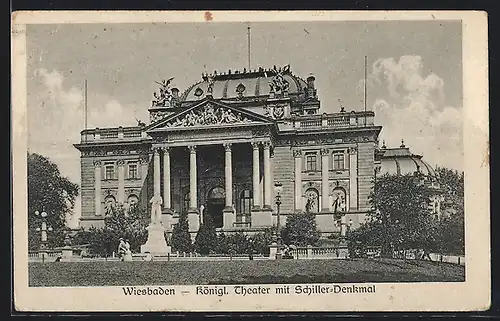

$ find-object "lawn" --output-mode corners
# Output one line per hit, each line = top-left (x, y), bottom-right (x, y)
(28, 258), (465, 287)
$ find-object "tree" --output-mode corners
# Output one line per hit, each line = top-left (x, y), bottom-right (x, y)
(72, 204), (149, 256)
(28, 153), (79, 250)
(359, 173), (437, 257)
(194, 214), (217, 255)
(281, 212), (321, 246)
(170, 211), (193, 253)
(435, 167), (465, 254)
(250, 228), (274, 255)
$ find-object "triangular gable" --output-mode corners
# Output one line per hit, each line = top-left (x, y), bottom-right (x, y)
(148, 98), (274, 131)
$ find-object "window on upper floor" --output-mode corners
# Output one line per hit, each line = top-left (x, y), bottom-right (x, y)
(333, 152), (345, 170)
(104, 163), (115, 180)
(128, 162), (138, 179)
(305, 152), (318, 172)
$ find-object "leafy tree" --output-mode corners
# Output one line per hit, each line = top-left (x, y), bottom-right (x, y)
(281, 212), (321, 246)
(215, 232), (230, 254)
(435, 167), (465, 254)
(170, 211), (193, 253)
(250, 228), (274, 255)
(226, 232), (251, 254)
(358, 173), (437, 257)
(72, 204), (149, 256)
(27, 153), (79, 250)
(194, 214), (217, 255)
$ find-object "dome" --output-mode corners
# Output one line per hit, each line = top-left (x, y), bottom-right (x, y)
(179, 67), (308, 102)
(379, 142), (437, 179)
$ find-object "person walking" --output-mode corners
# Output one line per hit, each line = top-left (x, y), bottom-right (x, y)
(117, 238), (126, 261)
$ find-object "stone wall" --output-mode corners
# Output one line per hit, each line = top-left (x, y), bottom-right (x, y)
(272, 146), (295, 213)
(357, 142), (375, 210)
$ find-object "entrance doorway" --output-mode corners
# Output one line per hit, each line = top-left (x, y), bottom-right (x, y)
(207, 187), (225, 228)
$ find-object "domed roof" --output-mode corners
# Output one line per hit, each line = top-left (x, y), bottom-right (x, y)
(379, 141), (437, 179)
(180, 67), (308, 102)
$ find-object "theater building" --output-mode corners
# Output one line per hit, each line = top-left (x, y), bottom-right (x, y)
(74, 65), (384, 236)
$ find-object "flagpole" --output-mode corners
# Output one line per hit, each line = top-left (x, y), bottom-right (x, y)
(364, 55), (367, 126)
(84, 79), (88, 143)
(247, 23), (251, 70)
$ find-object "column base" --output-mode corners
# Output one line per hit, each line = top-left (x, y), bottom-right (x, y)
(262, 204), (272, 210)
(251, 208), (273, 227)
(223, 207), (236, 229)
(187, 209), (200, 232)
(320, 208), (332, 214)
(141, 223), (171, 256)
(161, 209), (174, 232)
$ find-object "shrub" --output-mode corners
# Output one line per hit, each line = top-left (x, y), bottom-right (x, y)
(194, 215), (217, 255)
(170, 211), (193, 253)
(281, 212), (321, 246)
(250, 228), (274, 255)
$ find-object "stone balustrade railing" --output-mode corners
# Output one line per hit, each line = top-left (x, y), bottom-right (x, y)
(292, 112), (375, 130)
(80, 126), (146, 143)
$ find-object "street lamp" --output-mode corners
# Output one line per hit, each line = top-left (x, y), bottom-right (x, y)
(35, 210), (53, 262)
(274, 181), (283, 250)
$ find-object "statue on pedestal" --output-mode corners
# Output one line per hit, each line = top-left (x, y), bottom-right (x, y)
(149, 194), (163, 226)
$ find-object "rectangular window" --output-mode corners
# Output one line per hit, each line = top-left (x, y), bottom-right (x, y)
(305, 153), (317, 171)
(128, 163), (138, 179)
(104, 164), (115, 180)
(333, 153), (345, 170)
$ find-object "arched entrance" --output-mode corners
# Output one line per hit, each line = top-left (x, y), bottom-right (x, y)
(207, 186), (225, 228)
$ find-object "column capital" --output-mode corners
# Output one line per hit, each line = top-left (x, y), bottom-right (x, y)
(93, 160), (102, 168)
(262, 140), (272, 149)
(251, 141), (260, 150)
(223, 143), (232, 152)
(293, 149), (302, 158)
(152, 146), (161, 154)
(321, 148), (330, 156)
(139, 156), (149, 164)
(348, 146), (358, 154)
(161, 146), (171, 153)
(117, 159), (125, 166)
(188, 145), (197, 153)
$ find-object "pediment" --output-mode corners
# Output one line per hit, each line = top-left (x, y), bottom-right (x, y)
(148, 99), (273, 131)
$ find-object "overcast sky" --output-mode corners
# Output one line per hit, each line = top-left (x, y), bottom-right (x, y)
(26, 20), (463, 226)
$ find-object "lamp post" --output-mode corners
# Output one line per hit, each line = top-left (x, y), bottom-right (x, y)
(35, 210), (53, 263)
(274, 181), (283, 252)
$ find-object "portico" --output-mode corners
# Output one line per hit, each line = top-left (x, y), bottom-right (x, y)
(146, 98), (277, 233)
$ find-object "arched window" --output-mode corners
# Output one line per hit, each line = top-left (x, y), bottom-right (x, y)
(208, 187), (225, 200)
(304, 188), (319, 213)
(104, 195), (116, 216)
(239, 189), (253, 215)
(183, 192), (190, 213)
(332, 187), (347, 212)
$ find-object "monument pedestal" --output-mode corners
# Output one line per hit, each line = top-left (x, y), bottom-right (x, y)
(141, 223), (171, 256)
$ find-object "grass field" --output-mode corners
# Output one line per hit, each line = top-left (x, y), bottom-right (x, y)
(28, 258), (465, 287)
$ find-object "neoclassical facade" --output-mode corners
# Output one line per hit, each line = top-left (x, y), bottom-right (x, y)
(74, 66), (383, 236)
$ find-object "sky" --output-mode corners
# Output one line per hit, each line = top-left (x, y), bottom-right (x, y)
(25, 20), (463, 227)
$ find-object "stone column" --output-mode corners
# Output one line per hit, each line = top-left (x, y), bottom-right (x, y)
(252, 142), (261, 209)
(162, 147), (171, 210)
(293, 150), (302, 211)
(94, 161), (102, 216)
(223, 143), (235, 228)
(153, 148), (161, 196)
(321, 148), (330, 212)
(117, 160), (125, 204)
(263, 141), (272, 209)
(188, 145), (197, 210)
(349, 146), (358, 210)
(187, 145), (199, 232)
(224, 143), (233, 209)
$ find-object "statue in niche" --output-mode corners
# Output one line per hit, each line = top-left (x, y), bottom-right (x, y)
(152, 77), (175, 107)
